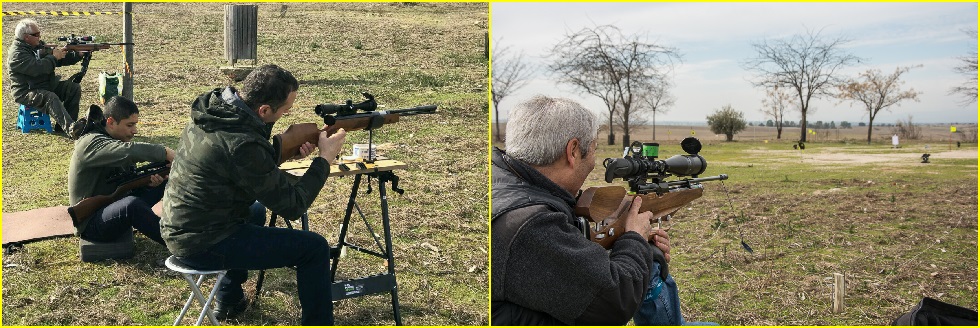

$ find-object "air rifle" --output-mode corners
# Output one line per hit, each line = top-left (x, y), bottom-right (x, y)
(42, 34), (133, 83)
(67, 161), (169, 227)
(574, 137), (728, 249)
(272, 92), (437, 164)
(42, 34), (132, 53)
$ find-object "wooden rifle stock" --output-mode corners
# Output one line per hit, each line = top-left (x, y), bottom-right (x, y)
(574, 186), (703, 249)
(67, 165), (170, 227)
(272, 105), (436, 164)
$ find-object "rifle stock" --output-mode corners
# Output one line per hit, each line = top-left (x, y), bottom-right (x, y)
(575, 186), (703, 249)
(67, 166), (169, 227)
(273, 105), (436, 164)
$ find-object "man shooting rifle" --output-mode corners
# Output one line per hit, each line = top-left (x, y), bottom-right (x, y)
(7, 19), (84, 135)
(491, 95), (717, 325)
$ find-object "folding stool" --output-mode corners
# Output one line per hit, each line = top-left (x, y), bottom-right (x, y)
(164, 255), (227, 326)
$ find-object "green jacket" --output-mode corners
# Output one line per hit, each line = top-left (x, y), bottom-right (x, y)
(161, 87), (332, 257)
(67, 124), (168, 233)
(6, 39), (63, 97)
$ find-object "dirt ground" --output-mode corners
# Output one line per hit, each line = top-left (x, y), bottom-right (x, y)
(749, 148), (978, 164)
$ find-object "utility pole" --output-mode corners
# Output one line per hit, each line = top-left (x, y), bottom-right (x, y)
(122, 2), (134, 100)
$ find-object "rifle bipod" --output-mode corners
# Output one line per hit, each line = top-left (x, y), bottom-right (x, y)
(716, 180), (753, 254)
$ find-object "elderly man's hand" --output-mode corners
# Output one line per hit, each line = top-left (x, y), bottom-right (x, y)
(52, 47), (67, 60)
(649, 228), (671, 263)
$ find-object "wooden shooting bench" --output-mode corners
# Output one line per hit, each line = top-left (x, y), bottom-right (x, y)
(256, 158), (408, 325)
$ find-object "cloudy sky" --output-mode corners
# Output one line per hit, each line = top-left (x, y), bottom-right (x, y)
(491, 2), (978, 124)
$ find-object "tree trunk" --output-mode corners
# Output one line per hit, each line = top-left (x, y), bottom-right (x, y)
(494, 107), (502, 142)
(726, 133), (734, 141)
(799, 114), (808, 142)
(607, 112), (615, 145)
(652, 111), (657, 141)
(866, 119), (874, 144)
(776, 126), (783, 139)
(623, 120), (631, 148)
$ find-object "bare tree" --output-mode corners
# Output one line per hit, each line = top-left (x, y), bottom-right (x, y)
(640, 79), (675, 141)
(760, 84), (795, 140)
(743, 28), (861, 142)
(838, 66), (922, 144)
(491, 40), (534, 142)
(892, 114), (922, 140)
(549, 25), (680, 147)
(950, 29), (977, 105)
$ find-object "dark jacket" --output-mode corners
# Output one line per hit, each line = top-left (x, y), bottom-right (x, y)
(6, 39), (61, 97)
(67, 123), (168, 233)
(491, 148), (654, 325)
(161, 87), (331, 257)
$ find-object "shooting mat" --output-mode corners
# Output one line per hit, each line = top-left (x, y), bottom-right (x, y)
(2, 203), (164, 246)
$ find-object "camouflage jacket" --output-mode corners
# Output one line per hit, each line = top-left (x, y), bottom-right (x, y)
(161, 86), (332, 257)
(67, 124), (168, 233)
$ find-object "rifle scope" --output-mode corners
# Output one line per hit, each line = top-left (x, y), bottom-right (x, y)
(314, 92), (378, 117)
(58, 34), (94, 43)
(603, 137), (708, 183)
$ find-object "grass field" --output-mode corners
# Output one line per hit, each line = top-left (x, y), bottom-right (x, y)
(2, 3), (488, 325)
(495, 131), (977, 325)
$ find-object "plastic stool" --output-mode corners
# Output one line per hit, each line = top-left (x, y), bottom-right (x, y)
(165, 255), (227, 326)
(17, 104), (53, 133)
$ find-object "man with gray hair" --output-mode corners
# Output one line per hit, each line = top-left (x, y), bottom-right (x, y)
(6, 18), (84, 135)
(492, 95), (683, 325)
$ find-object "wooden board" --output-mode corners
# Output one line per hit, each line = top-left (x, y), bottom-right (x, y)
(2, 206), (75, 246)
(280, 158), (407, 177)
(1, 203), (164, 246)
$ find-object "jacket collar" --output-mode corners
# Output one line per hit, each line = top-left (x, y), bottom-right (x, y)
(492, 147), (578, 207)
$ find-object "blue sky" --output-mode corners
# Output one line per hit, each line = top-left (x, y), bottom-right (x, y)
(491, 2), (978, 124)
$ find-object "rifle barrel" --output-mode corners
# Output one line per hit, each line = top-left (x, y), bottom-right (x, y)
(379, 105), (437, 116)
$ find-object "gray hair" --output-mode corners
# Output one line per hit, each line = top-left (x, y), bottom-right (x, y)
(505, 95), (599, 166)
(14, 19), (39, 40)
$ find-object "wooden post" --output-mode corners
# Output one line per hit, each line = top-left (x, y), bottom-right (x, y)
(224, 5), (258, 67)
(122, 2), (133, 100)
(832, 273), (845, 313)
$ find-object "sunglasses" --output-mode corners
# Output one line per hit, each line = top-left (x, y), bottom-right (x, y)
(28, 32), (40, 37)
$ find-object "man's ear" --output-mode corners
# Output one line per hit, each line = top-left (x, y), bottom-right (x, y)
(256, 104), (273, 119)
(565, 138), (581, 168)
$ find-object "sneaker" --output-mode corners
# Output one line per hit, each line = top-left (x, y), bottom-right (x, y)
(67, 122), (84, 140)
(213, 297), (250, 320)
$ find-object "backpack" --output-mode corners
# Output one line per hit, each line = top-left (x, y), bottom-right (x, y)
(892, 297), (977, 326)
(98, 71), (121, 105)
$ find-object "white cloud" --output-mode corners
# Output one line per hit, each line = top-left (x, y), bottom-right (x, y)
(492, 2), (978, 123)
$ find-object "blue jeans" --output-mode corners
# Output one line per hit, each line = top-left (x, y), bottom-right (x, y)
(175, 204), (334, 326)
(633, 261), (718, 326)
(81, 182), (166, 245)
